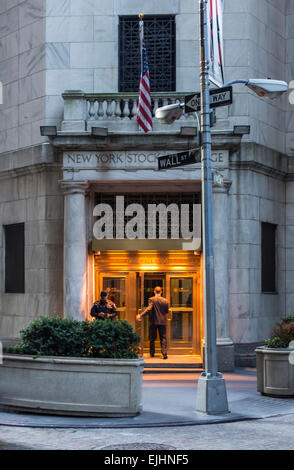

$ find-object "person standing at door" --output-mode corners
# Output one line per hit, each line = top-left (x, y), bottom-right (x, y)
(90, 291), (117, 320)
(136, 286), (169, 359)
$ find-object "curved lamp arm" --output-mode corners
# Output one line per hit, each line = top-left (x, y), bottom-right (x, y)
(223, 78), (288, 99)
(223, 79), (248, 87)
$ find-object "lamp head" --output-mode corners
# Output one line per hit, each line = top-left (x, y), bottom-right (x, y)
(155, 103), (183, 124)
(246, 79), (288, 99)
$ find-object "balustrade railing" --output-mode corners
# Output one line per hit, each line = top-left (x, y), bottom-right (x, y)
(85, 92), (193, 121)
(61, 90), (197, 133)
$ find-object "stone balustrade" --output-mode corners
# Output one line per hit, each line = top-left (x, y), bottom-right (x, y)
(61, 90), (197, 133)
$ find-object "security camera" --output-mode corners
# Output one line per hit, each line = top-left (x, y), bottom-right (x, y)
(155, 103), (184, 124)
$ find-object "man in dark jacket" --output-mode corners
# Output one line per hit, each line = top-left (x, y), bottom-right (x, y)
(90, 291), (117, 320)
(136, 286), (169, 359)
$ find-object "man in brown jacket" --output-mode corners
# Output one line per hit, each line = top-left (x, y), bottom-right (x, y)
(136, 286), (169, 359)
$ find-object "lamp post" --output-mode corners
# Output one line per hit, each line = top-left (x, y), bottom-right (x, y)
(155, 0), (288, 415)
(195, 0), (229, 414)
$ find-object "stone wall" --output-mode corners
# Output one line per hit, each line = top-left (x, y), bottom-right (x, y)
(44, 0), (289, 154)
(0, 0), (289, 154)
(0, 0), (47, 154)
(286, 0), (294, 155)
(285, 0), (294, 324)
(229, 142), (287, 345)
(0, 146), (63, 344)
(225, 0), (288, 154)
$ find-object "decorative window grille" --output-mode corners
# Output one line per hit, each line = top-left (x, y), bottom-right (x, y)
(119, 15), (176, 92)
(95, 193), (200, 239)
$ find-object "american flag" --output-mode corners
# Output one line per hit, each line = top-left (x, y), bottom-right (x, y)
(136, 21), (152, 133)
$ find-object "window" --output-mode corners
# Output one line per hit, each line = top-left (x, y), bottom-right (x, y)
(261, 222), (276, 293)
(4, 223), (25, 293)
(119, 15), (176, 92)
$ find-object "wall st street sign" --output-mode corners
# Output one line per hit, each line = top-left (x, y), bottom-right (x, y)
(157, 149), (201, 170)
(184, 86), (233, 113)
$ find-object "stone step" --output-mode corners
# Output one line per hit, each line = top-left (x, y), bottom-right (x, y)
(144, 362), (202, 369)
(142, 355), (203, 371)
(143, 367), (203, 374)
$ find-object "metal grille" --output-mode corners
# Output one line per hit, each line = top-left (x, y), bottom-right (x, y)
(95, 193), (200, 239)
(119, 15), (176, 92)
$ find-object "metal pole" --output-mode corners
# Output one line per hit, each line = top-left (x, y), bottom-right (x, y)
(141, 272), (145, 357)
(196, 0), (229, 414)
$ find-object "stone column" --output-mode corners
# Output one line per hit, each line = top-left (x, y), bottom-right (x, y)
(62, 182), (89, 320)
(212, 183), (234, 371)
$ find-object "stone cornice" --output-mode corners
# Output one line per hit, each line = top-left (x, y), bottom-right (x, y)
(49, 131), (242, 152)
(0, 139), (292, 184)
(229, 160), (287, 181)
(0, 162), (62, 181)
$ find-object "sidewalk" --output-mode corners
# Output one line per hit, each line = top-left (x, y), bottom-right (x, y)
(0, 367), (294, 429)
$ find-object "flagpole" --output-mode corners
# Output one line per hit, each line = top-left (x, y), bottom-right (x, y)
(137, 13), (144, 134)
(215, 0), (224, 83)
(138, 13), (144, 65)
(136, 13), (153, 133)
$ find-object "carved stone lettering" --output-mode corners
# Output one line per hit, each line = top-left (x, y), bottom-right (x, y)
(63, 150), (229, 170)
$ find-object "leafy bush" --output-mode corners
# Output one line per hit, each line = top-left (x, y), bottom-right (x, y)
(5, 316), (140, 359)
(264, 337), (289, 349)
(264, 317), (294, 349)
(280, 316), (294, 324)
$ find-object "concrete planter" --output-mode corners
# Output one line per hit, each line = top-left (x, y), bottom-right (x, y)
(255, 347), (294, 397)
(0, 355), (145, 417)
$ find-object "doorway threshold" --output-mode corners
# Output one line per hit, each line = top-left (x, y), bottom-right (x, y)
(143, 355), (203, 373)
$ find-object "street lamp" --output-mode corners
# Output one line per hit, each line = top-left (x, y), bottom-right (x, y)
(155, 79), (288, 124)
(223, 79), (288, 99)
(155, 0), (288, 415)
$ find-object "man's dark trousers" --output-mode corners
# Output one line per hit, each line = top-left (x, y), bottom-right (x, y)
(149, 324), (167, 357)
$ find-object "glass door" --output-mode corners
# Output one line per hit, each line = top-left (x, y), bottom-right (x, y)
(98, 273), (127, 320)
(97, 271), (200, 356)
(166, 274), (197, 354)
(137, 273), (165, 354)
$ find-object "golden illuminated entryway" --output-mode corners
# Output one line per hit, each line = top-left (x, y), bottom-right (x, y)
(94, 251), (203, 361)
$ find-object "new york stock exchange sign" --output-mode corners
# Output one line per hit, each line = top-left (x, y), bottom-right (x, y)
(63, 150), (228, 173)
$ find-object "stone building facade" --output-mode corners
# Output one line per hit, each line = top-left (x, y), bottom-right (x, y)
(0, 0), (293, 370)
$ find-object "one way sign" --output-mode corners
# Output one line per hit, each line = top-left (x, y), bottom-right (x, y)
(185, 86), (233, 113)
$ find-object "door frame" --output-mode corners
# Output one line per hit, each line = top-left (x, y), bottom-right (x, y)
(165, 272), (199, 355)
(94, 251), (203, 359)
(97, 272), (129, 323)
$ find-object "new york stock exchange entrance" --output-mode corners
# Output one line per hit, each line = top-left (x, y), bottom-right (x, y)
(60, 141), (233, 370)
(93, 250), (204, 363)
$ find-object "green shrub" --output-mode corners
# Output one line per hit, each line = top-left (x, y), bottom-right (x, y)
(264, 317), (294, 349)
(5, 316), (140, 359)
(264, 337), (289, 349)
(280, 316), (294, 324)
